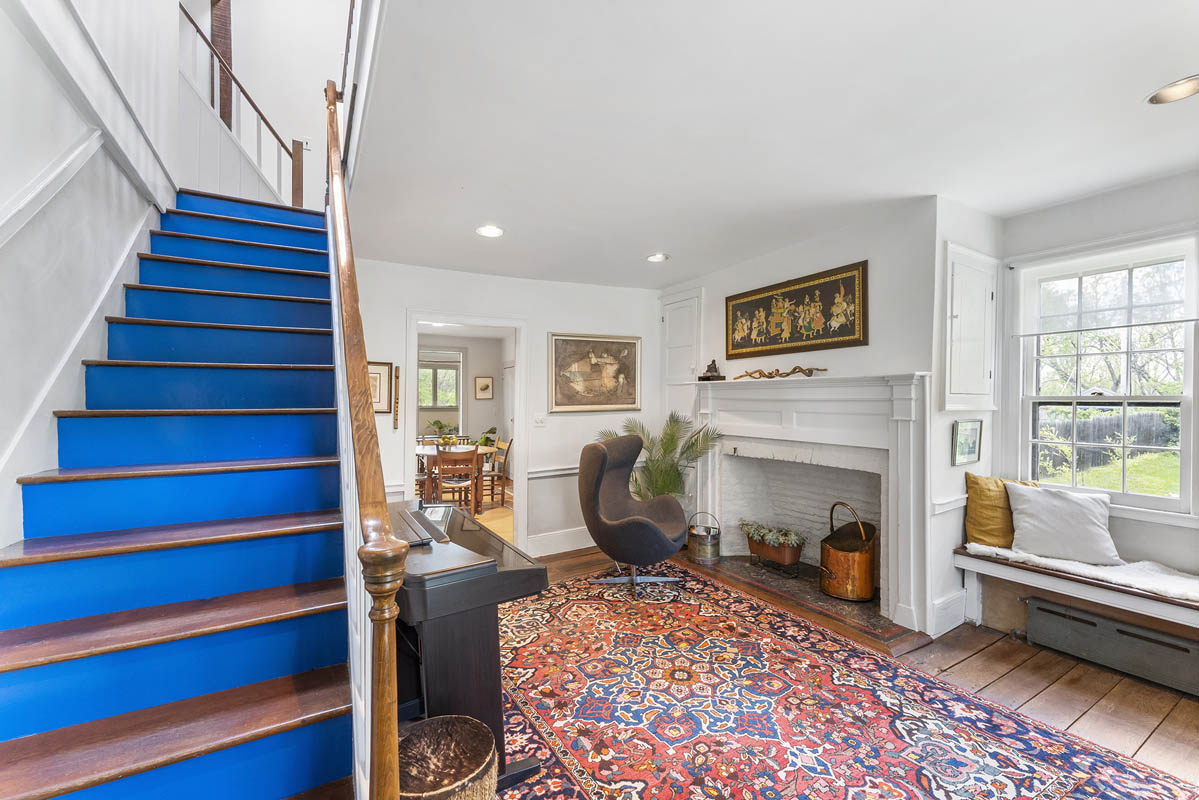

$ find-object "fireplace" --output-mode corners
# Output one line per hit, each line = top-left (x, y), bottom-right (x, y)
(694, 374), (931, 632)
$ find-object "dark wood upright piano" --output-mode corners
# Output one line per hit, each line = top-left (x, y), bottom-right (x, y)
(390, 502), (548, 788)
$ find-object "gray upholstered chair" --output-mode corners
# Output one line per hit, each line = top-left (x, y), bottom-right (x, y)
(578, 435), (687, 596)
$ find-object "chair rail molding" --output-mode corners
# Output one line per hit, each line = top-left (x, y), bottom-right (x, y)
(0, 128), (102, 250)
(5, 0), (176, 209)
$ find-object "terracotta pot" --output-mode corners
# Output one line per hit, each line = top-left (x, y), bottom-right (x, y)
(747, 537), (802, 566)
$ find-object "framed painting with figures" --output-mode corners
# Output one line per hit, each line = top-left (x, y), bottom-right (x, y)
(549, 333), (640, 413)
(725, 261), (868, 359)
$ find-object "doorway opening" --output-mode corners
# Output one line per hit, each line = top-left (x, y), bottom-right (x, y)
(408, 316), (525, 546)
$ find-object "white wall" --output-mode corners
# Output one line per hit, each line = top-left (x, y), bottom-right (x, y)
(929, 196), (1004, 633)
(1004, 170), (1199, 259)
(357, 259), (662, 556)
(415, 333), (508, 439)
(72, 0), (179, 176)
(1000, 172), (1199, 573)
(0, 6), (157, 547)
(230, 0), (349, 210)
(662, 197), (939, 387)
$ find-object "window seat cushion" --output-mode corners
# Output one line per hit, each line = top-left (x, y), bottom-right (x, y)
(963, 542), (1199, 603)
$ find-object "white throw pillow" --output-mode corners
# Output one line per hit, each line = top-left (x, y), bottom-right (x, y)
(1004, 483), (1123, 566)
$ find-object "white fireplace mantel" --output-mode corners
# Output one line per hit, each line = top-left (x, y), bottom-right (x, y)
(694, 373), (933, 633)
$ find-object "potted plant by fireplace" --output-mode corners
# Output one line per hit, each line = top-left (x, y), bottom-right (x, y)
(739, 519), (804, 566)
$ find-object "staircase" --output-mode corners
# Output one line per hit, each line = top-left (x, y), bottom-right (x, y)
(0, 190), (355, 800)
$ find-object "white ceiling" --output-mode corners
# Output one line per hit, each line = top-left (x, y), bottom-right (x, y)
(417, 322), (514, 340)
(350, 0), (1199, 289)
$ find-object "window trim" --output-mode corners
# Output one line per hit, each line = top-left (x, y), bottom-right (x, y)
(1015, 238), (1197, 514)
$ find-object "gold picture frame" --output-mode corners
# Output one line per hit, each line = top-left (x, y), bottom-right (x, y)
(726, 261), (868, 359)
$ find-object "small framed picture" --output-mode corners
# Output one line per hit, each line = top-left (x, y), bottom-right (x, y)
(475, 376), (494, 400)
(952, 419), (983, 466)
(367, 361), (392, 413)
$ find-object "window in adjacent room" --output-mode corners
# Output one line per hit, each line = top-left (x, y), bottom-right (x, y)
(1020, 239), (1195, 511)
(417, 351), (461, 409)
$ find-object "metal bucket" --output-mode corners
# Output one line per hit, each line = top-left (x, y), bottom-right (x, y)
(819, 501), (877, 601)
(687, 512), (721, 565)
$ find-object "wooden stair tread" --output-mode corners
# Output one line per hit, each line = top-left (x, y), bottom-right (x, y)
(0, 665), (350, 800)
(123, 283), (331, 305)
(82, 359), (333, 370)
(0, 510), (342, 568)
(151, 229), (327, 256)
(284, 776), (353, 799)
(137, 252), (328, 278)
(55, 408), (336, 418)
(18, 455), (338, 485)
(0, 579), (346, 672)
(177, 188), (325, 219)
(104, 316), (332, 335)
(167, 208), (327, 234)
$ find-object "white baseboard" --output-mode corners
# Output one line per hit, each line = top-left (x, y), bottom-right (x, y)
(929, 589), (967, 637)
(526, 525), (593, 557)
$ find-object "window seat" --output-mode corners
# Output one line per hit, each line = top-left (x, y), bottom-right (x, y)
(954, 544), (1199, 630)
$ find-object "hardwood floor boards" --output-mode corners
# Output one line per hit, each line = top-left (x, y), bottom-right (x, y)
(897, 623), (1197, 782)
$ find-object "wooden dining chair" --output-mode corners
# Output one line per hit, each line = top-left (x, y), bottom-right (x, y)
(481, 439), (511, 507)
(435, 446), (478, 510)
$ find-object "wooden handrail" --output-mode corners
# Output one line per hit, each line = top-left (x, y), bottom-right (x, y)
(325, 79), (409, 800)
(180, 4), (293, 156)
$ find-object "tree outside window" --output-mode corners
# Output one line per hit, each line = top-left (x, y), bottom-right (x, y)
(418, 364), (459, 408)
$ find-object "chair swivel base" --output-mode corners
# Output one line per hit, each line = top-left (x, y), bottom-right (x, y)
(590, 565), (680, 596)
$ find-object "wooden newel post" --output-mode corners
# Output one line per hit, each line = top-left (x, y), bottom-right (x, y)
(360, 532), (409, 800)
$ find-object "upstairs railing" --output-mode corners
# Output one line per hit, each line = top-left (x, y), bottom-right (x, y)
(179, 3), (304, 206)
(325, 79), (409, 800)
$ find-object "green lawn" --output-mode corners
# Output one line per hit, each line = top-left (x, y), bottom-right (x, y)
(1040, 449), (1179, 497)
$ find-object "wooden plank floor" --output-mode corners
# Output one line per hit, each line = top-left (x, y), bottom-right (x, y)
(536, 547), (1198, 785)
(898, 624), (1199, 783)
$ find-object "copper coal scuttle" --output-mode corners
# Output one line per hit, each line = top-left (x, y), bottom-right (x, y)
(819, 501), (877, 602)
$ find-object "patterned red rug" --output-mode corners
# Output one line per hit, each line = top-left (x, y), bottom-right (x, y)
(498, 563), (1197, 800)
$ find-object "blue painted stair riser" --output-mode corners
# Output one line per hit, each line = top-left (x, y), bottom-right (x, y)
(124, 286), (332, 328)
(150, 232), (327, 273)
(22, 465), (340, 538)
(175, 192), (326, 230)
(58, 414), (338, 468)
(106, 321), (334, 365)
(85, 364), (335, 409)
(0, 610), (348, 740)
(160, 212), (328, 251)
(58, 715), (352, 800)
(138, 257), (330, 299)
(0, 530), (344, 629)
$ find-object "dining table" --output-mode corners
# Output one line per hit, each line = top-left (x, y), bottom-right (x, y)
(416, 444), (498, 515)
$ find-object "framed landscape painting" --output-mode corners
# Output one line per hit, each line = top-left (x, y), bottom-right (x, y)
(725, 261), (868, 359)
(549, 333), (640, 413)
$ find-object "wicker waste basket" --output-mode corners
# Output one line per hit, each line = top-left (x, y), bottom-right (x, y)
(397, 715), (497, 800)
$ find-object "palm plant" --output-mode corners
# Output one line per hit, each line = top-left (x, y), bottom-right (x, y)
(597, 412), (722, 500)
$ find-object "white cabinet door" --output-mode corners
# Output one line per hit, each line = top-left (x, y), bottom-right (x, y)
(661, 289), (702, 416)
(945, 243), (999, 409)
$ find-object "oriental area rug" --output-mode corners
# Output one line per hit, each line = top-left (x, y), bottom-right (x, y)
(497, 563), (1197, 800)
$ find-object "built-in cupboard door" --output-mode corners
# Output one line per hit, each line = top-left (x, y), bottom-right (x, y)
(944, 242), (999, 410)
(660, 288), (702, 417)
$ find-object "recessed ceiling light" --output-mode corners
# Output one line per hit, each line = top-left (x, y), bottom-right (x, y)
(418, 321), (464, 327)
(1147, 74), (1199, 104)
(475, 224), (504, 238)
(646, 252), (670, 263)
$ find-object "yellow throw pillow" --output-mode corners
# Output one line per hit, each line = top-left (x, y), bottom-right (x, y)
(964, 472), (1038, 548)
